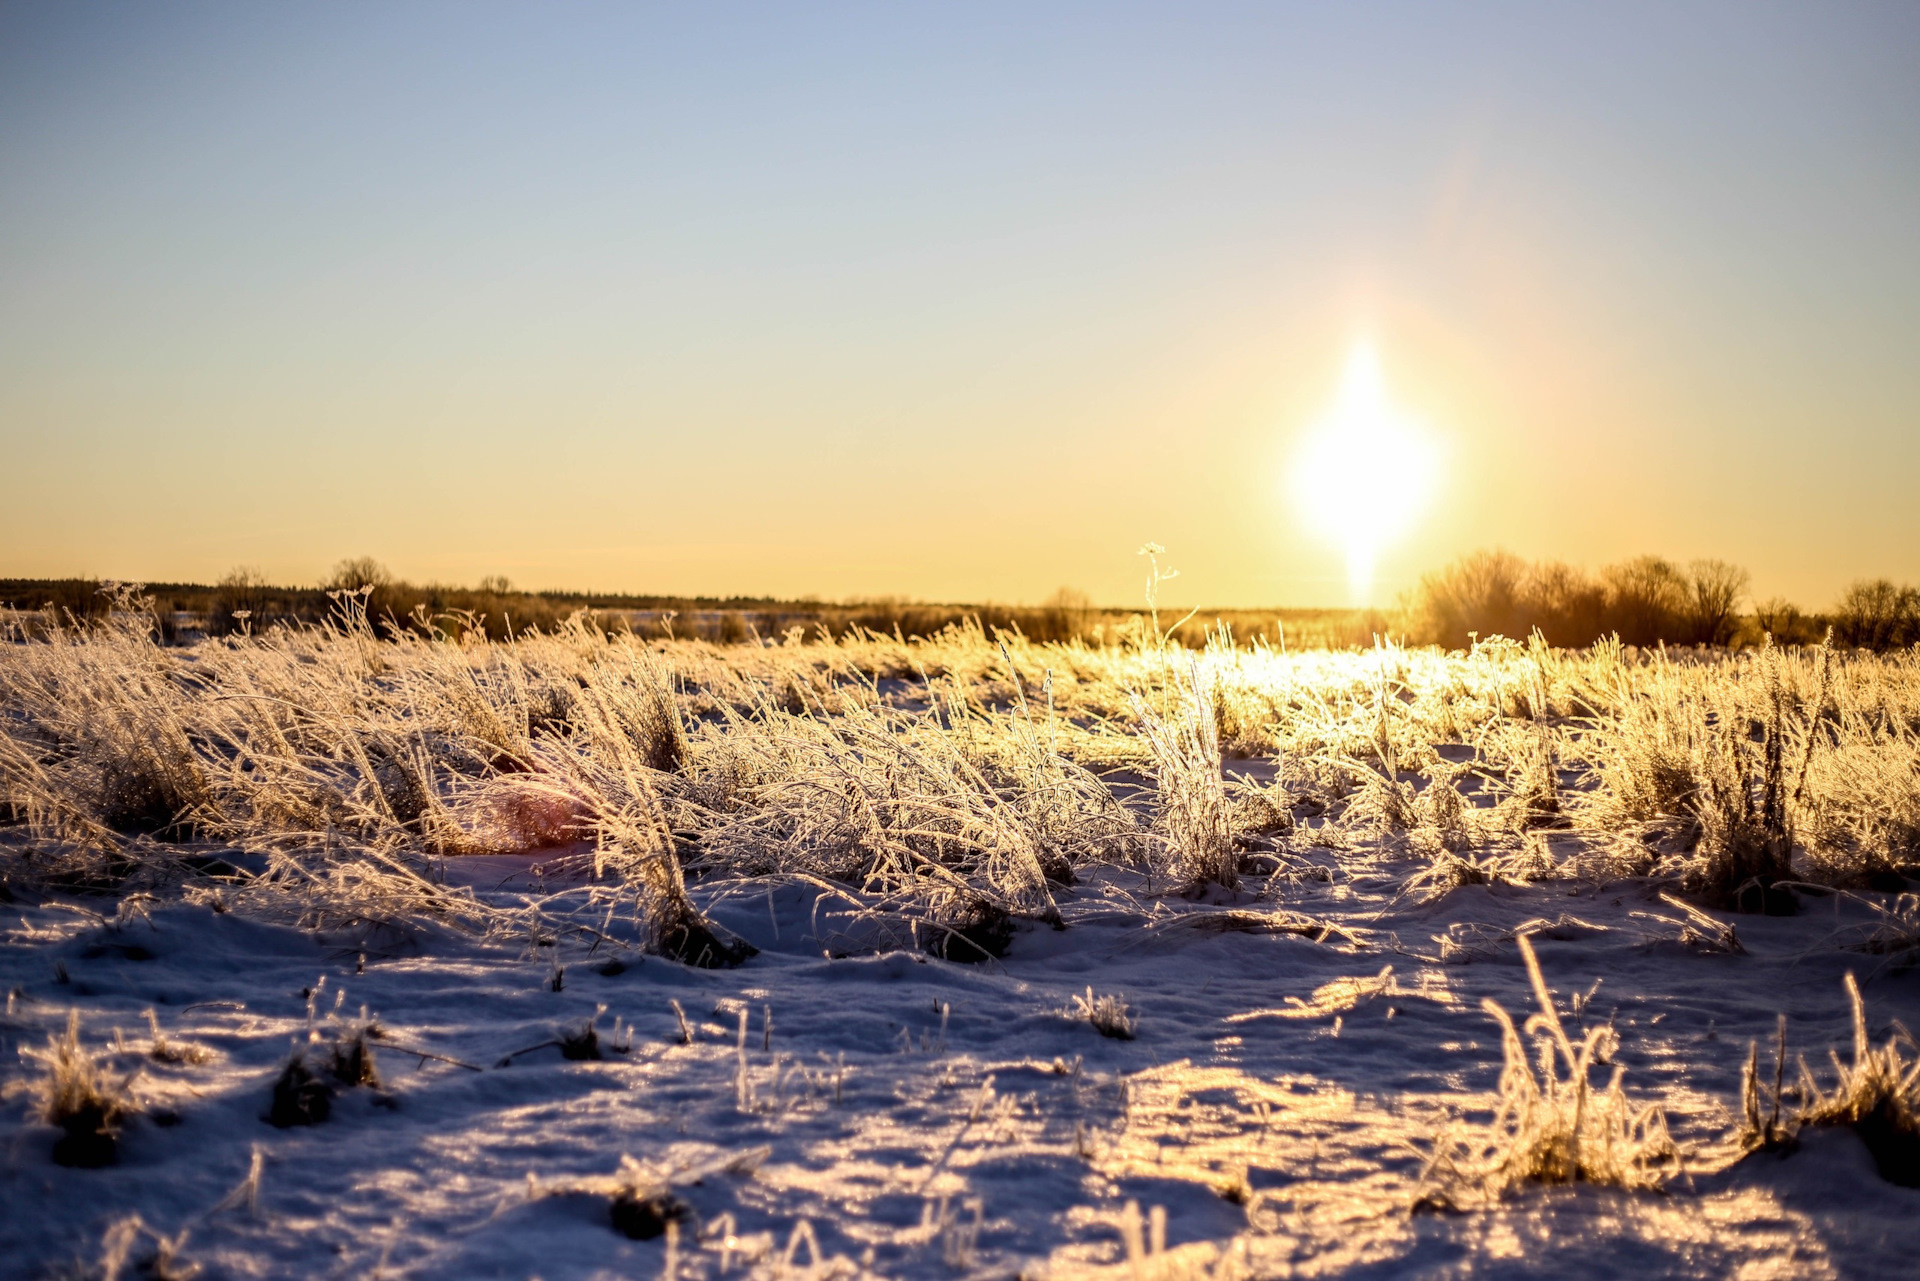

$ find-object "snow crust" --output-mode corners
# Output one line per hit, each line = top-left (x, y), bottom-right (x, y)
(5, 859), (1919, 1279)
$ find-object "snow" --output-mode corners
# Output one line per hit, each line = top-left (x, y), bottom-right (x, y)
(6, 850), (1920, 1280)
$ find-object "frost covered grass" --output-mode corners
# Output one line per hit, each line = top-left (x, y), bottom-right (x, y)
(1739, 972), (1920, 1186)
(1073, 987), (1136, 1041)
(9, 593), (1920, 1274)
(1417, 934), (1680, 1208)
(22, 1010), (140, 1167)
(10, 590), (1920, 932)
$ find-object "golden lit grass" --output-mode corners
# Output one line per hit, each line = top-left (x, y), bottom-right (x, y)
(5, 588), (1920, 962)
(1416, 935), (1682, 1208)
(1740, 972), (1920, 1185)
(19, 1011), (142, 1167)
(1072, 987), (1136, 1040)
(14, 595), (1920, 1266)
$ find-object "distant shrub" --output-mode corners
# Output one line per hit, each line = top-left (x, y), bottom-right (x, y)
(8, 568), (1386, 652)
(1038, 587), (1095, 643)
(1406, 550), (1755, 650)
(1681, 559), (1751, 646)
(1600, 556), (1691, 647)
(1403, 550), (1529, 649)
(1524, 559), (1608, 647)
(1753, 596), (1825, 646)
(325, 556), (393, 593)
(0, 580), (117, 629)
(1832, 579), (1920, 652)
(208, 565), (274, 636)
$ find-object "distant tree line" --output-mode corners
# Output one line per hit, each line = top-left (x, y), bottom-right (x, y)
(1403, 549), (1920, 652)
(1, 559), (1368, 650)
(0, 559), (784, 642)
(10, 552), (1920, 653)
(1825, 579), (1920, 650)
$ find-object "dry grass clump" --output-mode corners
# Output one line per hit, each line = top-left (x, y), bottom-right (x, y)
(93, 1212), (201, 1281)
(609, 1182), (692, 1241)
(1566, 636), (1858, 908)
(145, 1009), (213, 1066)
(495, 1007), (632, 1065)
(22, 1010), (141, 1167)
(1738, 1014), (1795, 1153)
(1841, 892), (1920, 971)
(549, 1154), (699, 1241)
(1741, 973), (1920, 1185)
(10, 579), (1920, 964)
(1416, 935), (1680, 1209)
(1680, 641), (1815, 911)
(268, 1019), (383, 1128)
(1795, 673), (1920, 887)
(1, 592), (742, 962)
(658, 653), (1145, 949)
(1133, 661), (1235, 892)
(0, 591), (210, 862)
(1073, 987), (1136, 1040)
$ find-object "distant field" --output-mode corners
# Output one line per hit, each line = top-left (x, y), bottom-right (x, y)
(16, 542), (1920, 655)
(3, 593), (1919, 1275)
(0, 575), (1379, 649)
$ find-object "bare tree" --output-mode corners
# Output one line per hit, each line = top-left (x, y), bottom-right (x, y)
(1833, 579), (1919, 651)
(1408, 549), (1530, 648)
(1684, 559), (1750, 646)
(210, 566), (273, 636)
(1521, 560), (1607, 647)
(326, 557), (392, 593)
(1752, 596), (1818, 645)
(1601, 556), (1690, 647)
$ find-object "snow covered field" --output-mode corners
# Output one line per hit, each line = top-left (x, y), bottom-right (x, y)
(6, 853), (1919, 1278)
(5, 609), (1920, 1277)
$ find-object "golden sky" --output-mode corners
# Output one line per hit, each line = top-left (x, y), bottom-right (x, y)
(3, 4), (1917, 608)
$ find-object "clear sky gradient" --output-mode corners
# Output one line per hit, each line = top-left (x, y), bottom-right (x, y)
(3, 2), (1916, 607)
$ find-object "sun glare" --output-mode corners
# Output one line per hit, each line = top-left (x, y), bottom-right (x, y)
(1291, 342), (1440, 605)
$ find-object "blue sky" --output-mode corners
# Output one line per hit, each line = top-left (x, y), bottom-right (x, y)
(3, 2), (1916, 605)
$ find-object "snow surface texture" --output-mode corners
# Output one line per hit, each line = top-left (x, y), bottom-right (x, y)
(5, 615), (1920, 1277)
(5, 860), (1918, 1280)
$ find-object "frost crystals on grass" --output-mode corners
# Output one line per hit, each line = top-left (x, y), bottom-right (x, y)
(24, 1010), (140, 1167)
(1415, 933), (1680, 1209)
(1074, 987), (1136, 1040)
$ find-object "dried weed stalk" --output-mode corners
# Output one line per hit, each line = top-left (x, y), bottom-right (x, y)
(1416, 934), (1680, 1208)
(23, 1010), (141, 1167)
(1073, 987), (1137, 1040)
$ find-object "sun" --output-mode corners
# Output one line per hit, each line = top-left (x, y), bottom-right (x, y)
(1290, 342), (1440, 605)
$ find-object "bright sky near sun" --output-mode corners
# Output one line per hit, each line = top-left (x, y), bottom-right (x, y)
(1292, 343), (1441, 605)
(3, 2), (1918, 608)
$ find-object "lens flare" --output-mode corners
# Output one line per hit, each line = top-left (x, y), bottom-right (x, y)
(1291, 342), (1440, 604)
